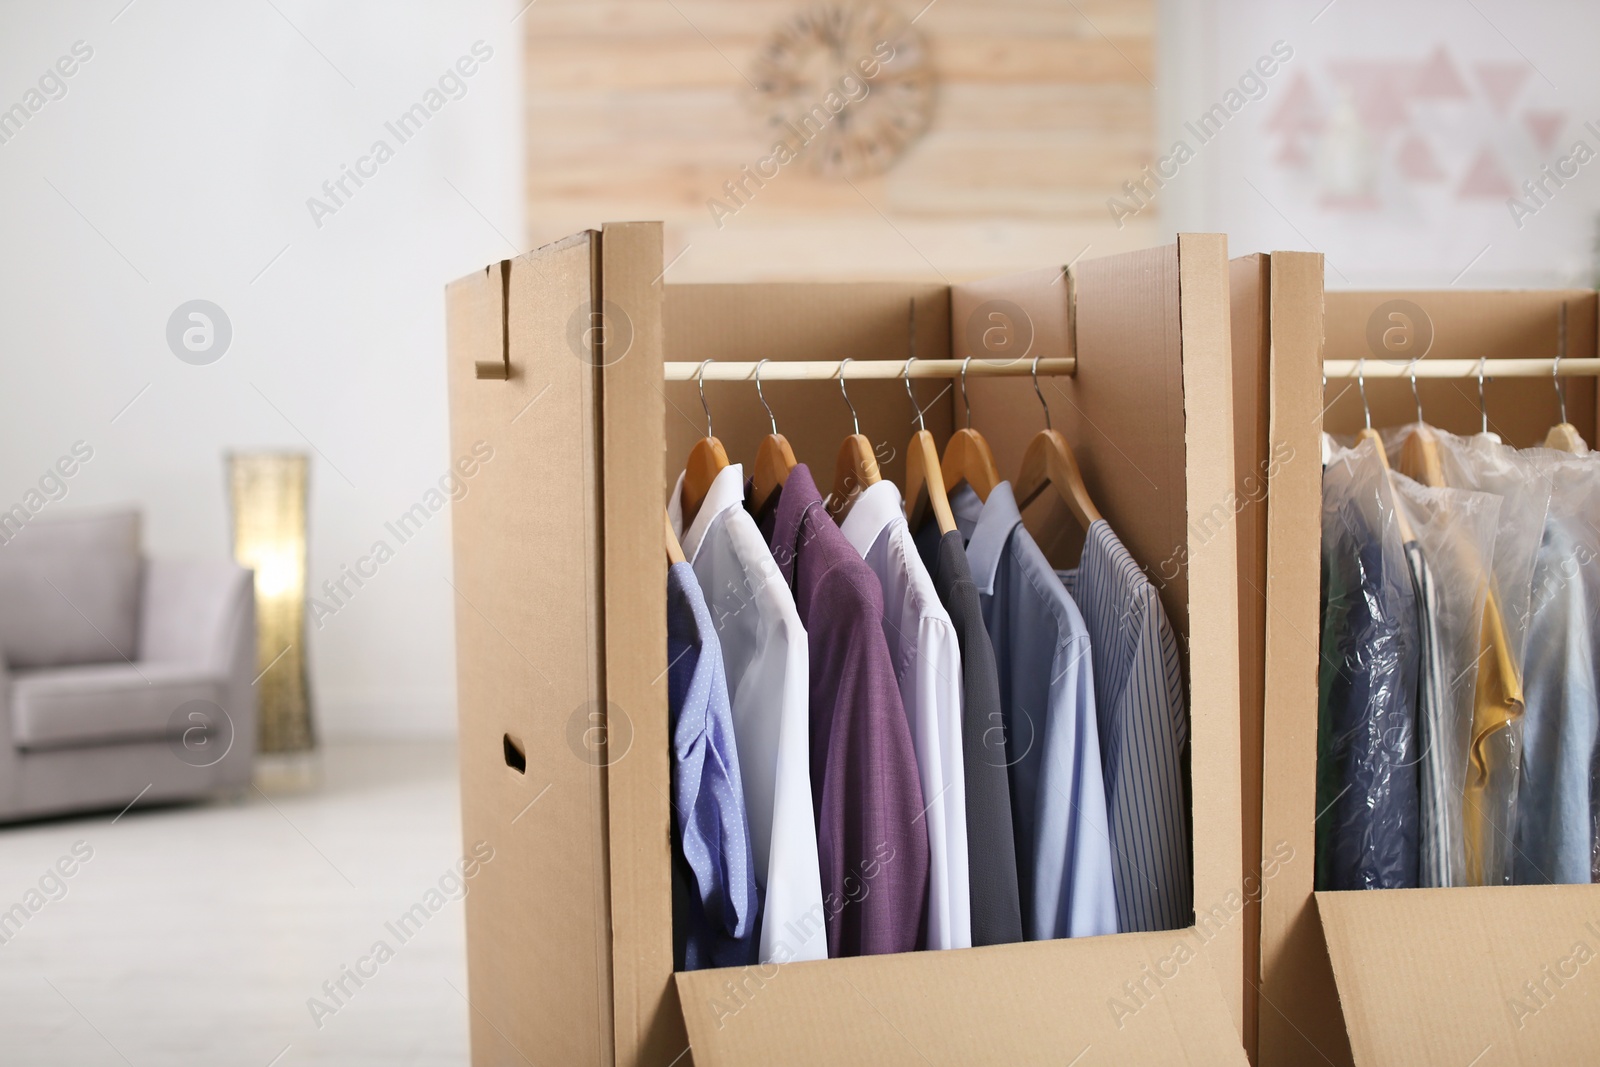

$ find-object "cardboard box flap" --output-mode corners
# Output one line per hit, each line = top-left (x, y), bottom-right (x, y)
(1317, 886), (1600, 1066)
(675, 935), (1250, 1066)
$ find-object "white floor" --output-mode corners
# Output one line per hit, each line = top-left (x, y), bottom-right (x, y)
(0, 742), (469, 1066)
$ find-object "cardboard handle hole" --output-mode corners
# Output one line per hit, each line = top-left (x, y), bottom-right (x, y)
(503, 733), (526, 774)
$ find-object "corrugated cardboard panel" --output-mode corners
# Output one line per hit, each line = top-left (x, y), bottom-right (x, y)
(952, 239), (1245, 1039)
(1322, 290), (1598, 446)
(446, 233), (616, 1066)
(597, 222), (683, 1067)
(1255, 252), (1349, 1067)
(1318, 886), (1600, 1066)
(661, 282), (954, 489)
(1176, 232), (1246, 1041)
(954, 252), (1192, 644)
(1228, 253), (1270, 1062)
(675, 935), (1250, 1066)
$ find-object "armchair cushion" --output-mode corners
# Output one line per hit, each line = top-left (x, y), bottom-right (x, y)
(10, 661), (226, 750)
(0, 509), (141, 669)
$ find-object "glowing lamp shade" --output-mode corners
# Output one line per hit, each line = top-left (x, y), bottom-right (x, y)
(228, 452), (314, 753)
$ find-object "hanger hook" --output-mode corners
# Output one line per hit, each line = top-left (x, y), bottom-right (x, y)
(1407, 356), (1423, 425)
(838, 358), (860, 436)
(1356, 357), (1372, 431)
(903, 354), (925, 433)
(696, 359), (714, 439)
(1476, 356), (1488, 434)
(755, 358), (777, 435)
(1555, 304), (1569, 425)
(903, 298), (925, 433)
(1031, 354), (1051, 431)
(960, 357), (974, 429)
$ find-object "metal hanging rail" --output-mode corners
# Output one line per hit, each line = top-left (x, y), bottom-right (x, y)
(663, 358), (1076, 381)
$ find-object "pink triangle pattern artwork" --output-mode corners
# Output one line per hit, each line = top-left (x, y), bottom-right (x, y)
(1523, 109), (1567, 154)
(1475, 62), (1532, 117)
(1329, 62), (1412, 137)
(1266, 73), (1322, 135)
(1412, 46), (1470, 99)
(1457, 146), (1514, 198)
(1261, 43), (1562, 214)
(1396, 134), (1445, 181)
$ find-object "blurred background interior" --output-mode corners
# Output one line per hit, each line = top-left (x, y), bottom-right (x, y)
(0, 0), (1595, 1063)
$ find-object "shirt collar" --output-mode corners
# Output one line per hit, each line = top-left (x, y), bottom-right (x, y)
(669, 462), (746, 562)
(766, 463), (823, 585)
(838, 479), (905, 557)
(963, 480), (1022, 595)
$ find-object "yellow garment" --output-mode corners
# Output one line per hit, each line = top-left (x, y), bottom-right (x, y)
(1462, 587), (1524, 886)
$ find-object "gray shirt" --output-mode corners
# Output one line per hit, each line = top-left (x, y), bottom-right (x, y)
(918, 526), (1024, 945)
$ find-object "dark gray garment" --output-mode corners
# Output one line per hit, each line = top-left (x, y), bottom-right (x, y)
(919, 526), (1025, 945)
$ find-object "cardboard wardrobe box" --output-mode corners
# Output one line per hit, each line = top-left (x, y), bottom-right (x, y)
(1257, 286), (1600, 1066)
(444, 222), (1255, 1065)
(1225, 250), (1325, 1065)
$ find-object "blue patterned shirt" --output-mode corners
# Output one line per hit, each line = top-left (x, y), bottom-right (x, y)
(668, 562), (758, 969)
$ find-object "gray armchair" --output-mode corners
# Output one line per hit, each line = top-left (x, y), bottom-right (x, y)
(0, 509), (257, 822)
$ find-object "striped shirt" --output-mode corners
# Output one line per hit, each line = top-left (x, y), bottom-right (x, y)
(1059, 520), (1191, 933)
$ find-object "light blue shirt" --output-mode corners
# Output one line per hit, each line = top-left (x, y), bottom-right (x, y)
(953, 483), (1117, 940)
(1060, 520), (1191, 932)
(1516, 517), (1600, 885)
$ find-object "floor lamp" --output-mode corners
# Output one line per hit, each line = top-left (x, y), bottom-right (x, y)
(227, 452), (314, 755)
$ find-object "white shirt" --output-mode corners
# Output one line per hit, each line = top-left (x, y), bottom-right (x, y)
(669, 464), (826, 963)
(840, 480), (972, 949)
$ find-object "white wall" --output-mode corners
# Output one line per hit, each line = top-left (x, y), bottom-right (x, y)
(0, 1), (522, 736)
(1160, 0), (1600, 287)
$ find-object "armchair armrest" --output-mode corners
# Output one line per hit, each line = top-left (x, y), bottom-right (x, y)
(138, 559), (254, 674)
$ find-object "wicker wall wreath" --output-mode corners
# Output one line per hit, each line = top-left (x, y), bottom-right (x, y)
(749, 2), (936, 180)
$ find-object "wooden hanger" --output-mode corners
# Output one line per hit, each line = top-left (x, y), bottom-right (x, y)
(900, 311), (957, 535)
(1545, 336), (1589, 453)
(1546, 423), (1587, 453)
(1013, 356), (1102, 529)
(1397, 359), (1446, 487)
(665, 509), (686, 565)
(941, 357), (1001, 501)
(1349, 360), (1418, 542)
(749, 359), (797, 513)
(828, 358), (880, 522)
(681, 360), (730, 527)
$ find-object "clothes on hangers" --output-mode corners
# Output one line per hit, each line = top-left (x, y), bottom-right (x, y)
(1389, 471), (1501, 890)
(949, 481), (1116, 940)
(916, 526), (1025, 946)
(669, 464), (827, 964)
(839, 479), (971, 950)
(1427, 429), (1550, 887)
(666, 562), (758, 970)
(1058, 520), (1191, 933)
(1515, 450), (1600, 885)
(660, 398), (1204, 958)
(1317, 442), (1423, 891)
(755, 463), (931, 958)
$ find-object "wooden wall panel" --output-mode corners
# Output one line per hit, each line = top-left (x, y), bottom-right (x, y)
(524, 0), (1159, 280)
